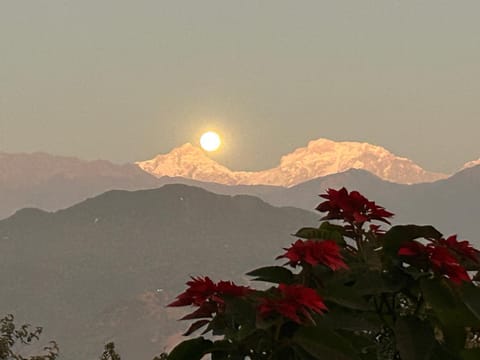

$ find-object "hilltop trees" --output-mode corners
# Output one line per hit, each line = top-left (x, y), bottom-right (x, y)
(167, 187), (480, 359)
(0, 314), (58, 360)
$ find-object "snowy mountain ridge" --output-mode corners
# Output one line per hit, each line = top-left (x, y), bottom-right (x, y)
(461, 158), (480, 171)
(136, 138), (448, 186)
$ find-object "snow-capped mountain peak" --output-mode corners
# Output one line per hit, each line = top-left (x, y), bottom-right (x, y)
(264, 138), (446, 186)
(136, 138), (448, 186)
(136, 143), (238, 184)
(461, 158), (480, 171)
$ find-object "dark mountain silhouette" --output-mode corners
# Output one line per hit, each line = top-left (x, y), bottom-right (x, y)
(258, 166), (480, 244)
(258, 169), (403, 212)
(387, 164), (480, 242)
(0, 184), (318, 360)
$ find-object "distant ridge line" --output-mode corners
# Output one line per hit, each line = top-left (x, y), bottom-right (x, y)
(136, 138), (448, 186)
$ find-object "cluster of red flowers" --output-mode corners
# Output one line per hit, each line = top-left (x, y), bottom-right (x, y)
(169, 187), (480, 348)
(277, 239), (348, 270)
(258, 284), (327, 324)
(169, 237), (349, 328)
(168, 276), (251, 317)
(398, 235), (479, 283)
(316, 187), (394, 225)
(438, 235), (480, 262)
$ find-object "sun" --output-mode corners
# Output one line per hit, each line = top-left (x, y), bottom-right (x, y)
(200, 131), (221, 152)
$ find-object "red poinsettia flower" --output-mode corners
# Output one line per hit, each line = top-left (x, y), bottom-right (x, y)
(168, 276), (217, 307)
(316, 187), (394, 224)
(398, 241), (431, 270)
(216, 280), (252, 296)
(428, 246), (470, 283)
(277, 239), (348, 271)
(168, 276), (251, 308)
(438, 235), (479, 263)
(258, 298), (299, 323)
(398, 242), (471, 283)
(169, 278), (251, 336)
(258, 284), (327, 324)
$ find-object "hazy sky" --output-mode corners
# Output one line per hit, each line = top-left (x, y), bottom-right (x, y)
(1, 1), (479, 173)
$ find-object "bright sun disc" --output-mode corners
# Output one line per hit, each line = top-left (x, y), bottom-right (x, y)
(200, 131), (221, 152)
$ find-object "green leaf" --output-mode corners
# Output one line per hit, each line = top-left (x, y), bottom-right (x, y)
(320, 310), (381, 332)
(383, 225), (442, 256)
(319, 221), (346, 233)
(461, 282), (480, 321)
(394, 316), (436, 360)
(420, 278), (478, 351)
(352, 270), (405, 295)
(322, 283), (372, 311)
(183, 320), (210, 336)
(211, 352), (229, 360)
(461, 256), (480, 271)
(223, 298), (257, 341)
(167, 337), (213, 360)
(336, 331), (377, 360)
(203, 315), (227, 336)
(210, 339), (238, 360)
(246, 266), (295, 284)
(421, 278), (480, 327)
(293, 345), (317, 360)
(420, 278), (457, 310)
(430, 344), (461, 360)
(294, 224), (346, 246)
(294, 326), (361, 360)
(224, 297), (255, 322)
(400, 266), (431, 281)
(461, 349), (480, 360)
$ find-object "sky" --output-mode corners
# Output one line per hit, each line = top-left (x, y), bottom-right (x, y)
(0, 0), (479, 173)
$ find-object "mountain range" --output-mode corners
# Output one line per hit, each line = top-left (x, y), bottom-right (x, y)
(0, 137), (476, 220)
(0, 152), (159, 219)
(136, 138), (448, 186)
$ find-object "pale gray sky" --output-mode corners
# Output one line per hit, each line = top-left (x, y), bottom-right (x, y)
(1, 0), (479, 173)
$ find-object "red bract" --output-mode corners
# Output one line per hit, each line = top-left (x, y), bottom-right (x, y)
(259, 298), (299, 323)
(277, 239), (348, 271)
(398, 241), (429, 258)
(258, 284), (327, 324)
(168, 276), (217, 307)
(168, 276), (251, 308)
(316, 187), (394, 224)
(216, 280), (252, 297)
(398, 242), (471, 283)
(429, 246), (470, 284)
(398, 241), (431, 270)
(438, 235), (479, 263)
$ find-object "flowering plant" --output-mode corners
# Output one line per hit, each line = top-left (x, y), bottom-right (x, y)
(166, 188), (480, 359)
